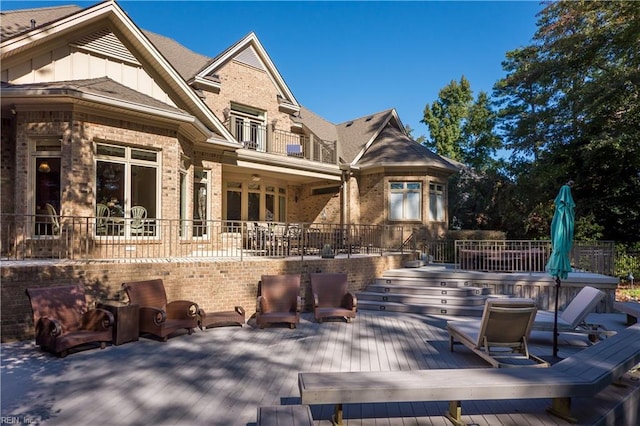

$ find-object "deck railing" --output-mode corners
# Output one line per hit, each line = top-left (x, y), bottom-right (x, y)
(455, 239), (616, 276)
(0, 214), (405, 261)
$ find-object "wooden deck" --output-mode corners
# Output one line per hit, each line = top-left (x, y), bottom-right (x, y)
(1, 310), (638, 425)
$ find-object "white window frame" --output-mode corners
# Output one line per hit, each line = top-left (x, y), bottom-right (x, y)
(429, 183), (446, 222)
(95, 142), (161, 238)
(389, 181), (422, 222)
(231, 103), (266, 151)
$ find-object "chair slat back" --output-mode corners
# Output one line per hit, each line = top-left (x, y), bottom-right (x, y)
(478, 298), (537, 347)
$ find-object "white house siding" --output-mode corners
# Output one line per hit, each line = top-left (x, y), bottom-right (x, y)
(2, 36), (175, 108)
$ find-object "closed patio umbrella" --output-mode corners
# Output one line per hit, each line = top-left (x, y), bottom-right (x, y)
(545, 181), (576, 359)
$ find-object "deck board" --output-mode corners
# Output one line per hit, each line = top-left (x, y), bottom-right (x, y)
(0, 311), (636, 425)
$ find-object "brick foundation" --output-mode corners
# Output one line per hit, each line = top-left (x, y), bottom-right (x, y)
(1, 254), (412, 342)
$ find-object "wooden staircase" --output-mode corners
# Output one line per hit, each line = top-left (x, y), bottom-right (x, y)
(357, 267), (501, 317)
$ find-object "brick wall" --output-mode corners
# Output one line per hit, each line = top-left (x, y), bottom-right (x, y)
(1, 254), (412, 342)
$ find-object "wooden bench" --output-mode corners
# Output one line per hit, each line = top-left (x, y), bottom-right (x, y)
(256, 405), (313, 426)
(614, 301), (640, 325)
(298, 323), (640, 425)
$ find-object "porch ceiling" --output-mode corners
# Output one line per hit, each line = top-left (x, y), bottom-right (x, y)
(222, 163), (340, 184)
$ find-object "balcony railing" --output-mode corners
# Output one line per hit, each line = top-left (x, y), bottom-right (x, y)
(0, 214), (406, 261)
(229, 116), (336, 164)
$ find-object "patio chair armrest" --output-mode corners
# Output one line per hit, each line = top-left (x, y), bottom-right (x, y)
(82, 308), (114, 331)
(166, 300), (199, 318)
(139, 306), (167, 325)
(36, 317), (63, 337)
(342, 292), (357, 309)
(313, 293), (319, 307)
(295, 296), (302, 313)
(235, 306), (246, 316)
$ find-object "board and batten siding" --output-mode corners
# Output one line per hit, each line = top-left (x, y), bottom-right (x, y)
(1, 28), (174, 107)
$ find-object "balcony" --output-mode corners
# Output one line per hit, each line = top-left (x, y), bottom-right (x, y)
(229, 116), (336, 164)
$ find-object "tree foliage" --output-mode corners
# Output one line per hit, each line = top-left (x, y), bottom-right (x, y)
(421, 76), (472, 161)
(494, 1), (640, 243)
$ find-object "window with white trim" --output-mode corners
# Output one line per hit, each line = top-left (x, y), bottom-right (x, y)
(389, 182), (421, 221)
(429, 183), (445, 222)
(230, 103), (266, 151)
(32, 138), (62, 236)
(95, 143), (159, 237)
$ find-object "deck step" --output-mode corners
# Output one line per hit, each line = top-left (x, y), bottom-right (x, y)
(358, 268), (504, 317)
(366, 283), (492, 297)
(357, 291), (489, 306)
(357, 300), (485, 317)
(375, 276), (483, 288)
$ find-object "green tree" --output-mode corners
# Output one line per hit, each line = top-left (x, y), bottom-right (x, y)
(421, 76), (472, 161)
(461, 92), (503, 172)
(494, 1), (640, 243)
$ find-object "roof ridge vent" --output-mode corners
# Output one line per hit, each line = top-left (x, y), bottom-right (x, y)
(365, 115), (373, 121)
(345, 121), (354, 127)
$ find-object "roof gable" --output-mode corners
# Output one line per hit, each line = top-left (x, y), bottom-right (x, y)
(1, 1), (235, 145)
(197, 32), (300, 113)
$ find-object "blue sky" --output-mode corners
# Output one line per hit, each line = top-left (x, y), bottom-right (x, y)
(4, 1), (543, 139)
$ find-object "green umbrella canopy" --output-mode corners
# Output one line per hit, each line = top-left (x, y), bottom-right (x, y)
(546, 184), (576, 280)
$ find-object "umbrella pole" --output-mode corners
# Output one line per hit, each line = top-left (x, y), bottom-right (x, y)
(553, 276), (561, 358)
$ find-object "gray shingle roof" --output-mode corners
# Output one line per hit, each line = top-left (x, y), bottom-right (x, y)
(0, 5), (82, 39)
(2, 77), (185, 114)
(357, 125), (458, 171)
(296, 106), (338, 143)
(142, 30), (212, 81)
(336, 109), (394, 163)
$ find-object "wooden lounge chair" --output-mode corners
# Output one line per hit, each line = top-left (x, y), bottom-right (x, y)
(310, 273), (357, 323)
(447, 298), (549, 368)
(256, 274), (301, 329)
(533, 285), (612, 341)
(25, 285), (114, 357)
(121, 279), (198, 341)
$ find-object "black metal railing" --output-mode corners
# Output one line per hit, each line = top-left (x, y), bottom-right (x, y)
(228, 117), (336, 164)
(0, 214), (406, 261)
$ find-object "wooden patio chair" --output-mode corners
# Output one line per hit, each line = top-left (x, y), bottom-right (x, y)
(121, 279), (198, 341)
(310, 273), (357, 323)
(447, 298), (549, 368)
(256, 274), (301, 329)
(25, 285), (114, 357)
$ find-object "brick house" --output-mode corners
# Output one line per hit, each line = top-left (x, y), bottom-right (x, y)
(1, 0), (457, 248)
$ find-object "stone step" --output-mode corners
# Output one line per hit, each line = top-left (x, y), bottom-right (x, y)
(357, 300), (485, 317)
(357, 291), (489, 306)
(365, 283), (492, 297)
